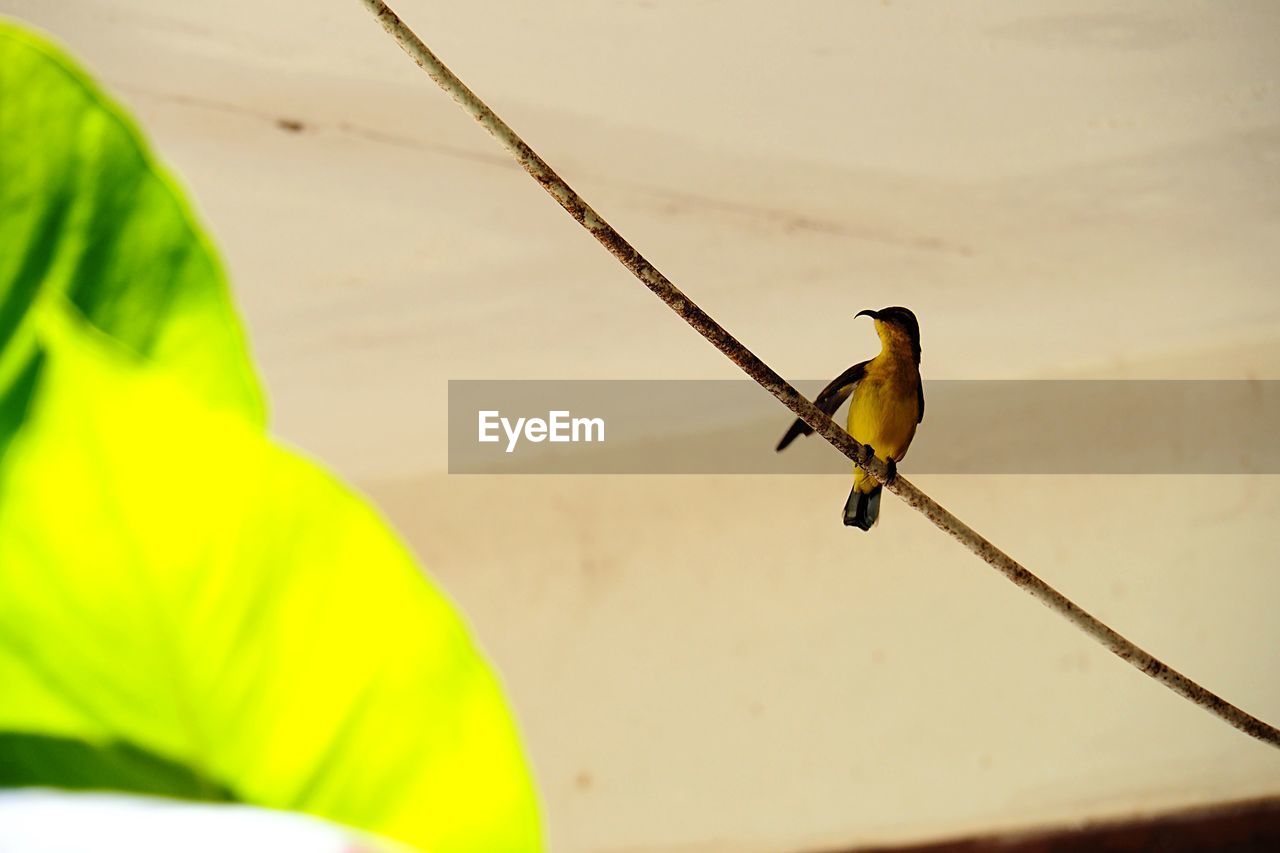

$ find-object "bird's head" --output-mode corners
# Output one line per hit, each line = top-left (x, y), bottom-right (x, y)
(856, 306), (921, 363)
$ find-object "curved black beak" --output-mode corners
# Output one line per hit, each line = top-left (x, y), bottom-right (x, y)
(855, 309), (880, 320)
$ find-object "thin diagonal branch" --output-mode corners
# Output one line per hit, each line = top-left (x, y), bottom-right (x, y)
(356, 0), (1280, 748)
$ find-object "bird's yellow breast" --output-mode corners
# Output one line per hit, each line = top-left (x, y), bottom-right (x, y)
(847, 355), (920, 490)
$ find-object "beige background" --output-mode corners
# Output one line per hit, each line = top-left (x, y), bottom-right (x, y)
(5, 1), (1278, 850)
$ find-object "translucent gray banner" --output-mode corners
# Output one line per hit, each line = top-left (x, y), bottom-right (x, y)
(447, 380), (1280, 474)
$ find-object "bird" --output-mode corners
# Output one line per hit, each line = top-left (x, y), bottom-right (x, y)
(776, 306), (923, 530)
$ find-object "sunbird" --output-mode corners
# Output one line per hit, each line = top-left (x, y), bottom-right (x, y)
(776, 306), (924, 530)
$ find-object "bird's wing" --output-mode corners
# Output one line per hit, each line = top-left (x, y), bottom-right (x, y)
(775, 360), (869, 452)
(916, 374), (925, 423)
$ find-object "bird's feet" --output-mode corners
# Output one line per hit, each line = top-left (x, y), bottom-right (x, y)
(861, 444), (897, 486)
(860, 440), (901, 481)
(862, 443), (877, 465)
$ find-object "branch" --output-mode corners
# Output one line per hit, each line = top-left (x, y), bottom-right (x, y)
(356, 0), (1280, 749)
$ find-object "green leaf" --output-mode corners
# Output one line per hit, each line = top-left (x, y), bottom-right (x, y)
(0, 22), (264, 423)
(0, 22), (541, 853)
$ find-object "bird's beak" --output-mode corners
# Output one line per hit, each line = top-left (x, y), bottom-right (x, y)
(855, 309), (879, 320)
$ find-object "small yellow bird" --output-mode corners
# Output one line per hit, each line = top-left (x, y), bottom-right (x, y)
(776, 306), (924, 529)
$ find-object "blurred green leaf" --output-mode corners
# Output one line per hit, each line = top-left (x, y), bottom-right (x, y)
(0, 22), (540, 853)
(0, 22), (264, 423)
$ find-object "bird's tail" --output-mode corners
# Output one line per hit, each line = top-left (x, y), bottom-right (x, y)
(843, 484), (881, 530)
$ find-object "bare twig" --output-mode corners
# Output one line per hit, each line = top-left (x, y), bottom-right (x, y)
(356, 0), (1280, 748)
